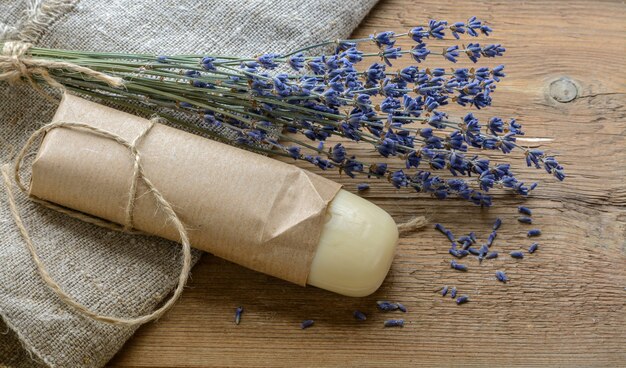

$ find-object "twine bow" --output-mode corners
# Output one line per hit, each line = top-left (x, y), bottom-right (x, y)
(1, 119), (192, 326)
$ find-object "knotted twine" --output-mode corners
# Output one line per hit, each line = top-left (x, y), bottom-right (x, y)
(2, 119), (193, 326)
(0, 39), (427, 326)
(0, 41), (123, 93)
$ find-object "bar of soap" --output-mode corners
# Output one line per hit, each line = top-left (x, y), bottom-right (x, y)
(308, 190), (399, 297)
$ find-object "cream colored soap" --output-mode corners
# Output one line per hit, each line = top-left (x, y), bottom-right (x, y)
(307, 190), (399, 297)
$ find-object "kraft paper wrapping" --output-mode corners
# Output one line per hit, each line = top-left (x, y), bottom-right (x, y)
(28, 94), (342, 286)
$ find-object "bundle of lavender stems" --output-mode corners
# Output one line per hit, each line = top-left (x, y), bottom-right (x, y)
(7, 16), (564, 206)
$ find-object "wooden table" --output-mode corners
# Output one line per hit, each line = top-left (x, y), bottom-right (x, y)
(109, 0), (626, 366)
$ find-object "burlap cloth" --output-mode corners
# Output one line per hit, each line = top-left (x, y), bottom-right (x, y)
(0, 1), (378, 367)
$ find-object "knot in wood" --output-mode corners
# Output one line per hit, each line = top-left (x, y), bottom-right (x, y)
(549, 77), (578, 103)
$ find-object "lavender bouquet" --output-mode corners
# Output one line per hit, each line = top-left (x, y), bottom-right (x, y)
(1, 16), (564, 206)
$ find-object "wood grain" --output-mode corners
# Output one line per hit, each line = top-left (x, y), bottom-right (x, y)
(109, 0), (626, 366)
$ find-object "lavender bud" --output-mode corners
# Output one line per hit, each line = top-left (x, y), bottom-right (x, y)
(518, 206), (532, 216)
(517, 216), (532, 224)
(397, 303), (407, 313)
(377, 301), (399, 311)
(451, 260), (468, 271)
(495, 270), (508, 283)
(527, 229), (541, 237)
(456, 295), (470, 305)
(485, 251), (498, 260)
(528, 242), (539, 253)
(467, 247), (480, 256)
(301, 320), (315, 329)
(450, 287), (457, 298)
(353, 310), (367, 321)
(234, 306), (243, 325)
(384, 319), (404, 327)
(510, 250), (524, 259)
(486, 231), (497, 247)
(493, 218), (502, 231)
(441, 286), (449, 296)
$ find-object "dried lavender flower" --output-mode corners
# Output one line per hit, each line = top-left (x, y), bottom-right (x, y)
(510, 250), (524, 259)
(518, 206), (532, 216)
(397, 303), (408, 313)
(301, 320), (315, 329)
(456, 295), (470, 304)
(528, 242), (539, 253)
(493, 218), (502, 231)
(451, 260), (468, 271)
(467, 247), (480, 256)
(485, 251), (498, 260)
(450, 287), (457, 298)
(234, 306), (243, 325)
(9, 16), (565, 207)
(377, 301), (399, 312)
(441, 286), (449, 296)
(517, 216), (532, 224)
(353, 310), (367, 321)
(384, 319), (405, 327)
(495, 270), (508, 283)
(527, 229), (542, 237)
(356, 183), (370, 191)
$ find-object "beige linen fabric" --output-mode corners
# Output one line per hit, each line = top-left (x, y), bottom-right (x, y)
(0, 0), (378, 367)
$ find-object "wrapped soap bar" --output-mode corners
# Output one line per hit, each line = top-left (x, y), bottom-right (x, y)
(28, 94), (398, 296)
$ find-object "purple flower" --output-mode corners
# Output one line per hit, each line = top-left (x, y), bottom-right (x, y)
(444, 46), (460, 63)
(410, 42), (430, 63)
(371, 31), (396, 47)
(257, 53), (281, 69)
(288, 52), (305, 71)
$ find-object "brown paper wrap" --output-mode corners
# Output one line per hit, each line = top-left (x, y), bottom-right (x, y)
(28, 94), (342, 286)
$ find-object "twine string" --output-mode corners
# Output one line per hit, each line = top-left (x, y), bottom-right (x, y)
(0, 41), (124, 91)
(1, 119), (191, 326)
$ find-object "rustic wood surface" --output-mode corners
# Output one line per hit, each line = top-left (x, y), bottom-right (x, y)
(109, 0), (626, 366)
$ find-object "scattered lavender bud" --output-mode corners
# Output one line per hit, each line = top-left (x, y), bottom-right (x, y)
(527, 229), (541, 237)
(486, 231), (497, 247)
(384, 319), (404, 327)
(234, 306), (243, 325)
(469, 232), (477, 243)
(450, 248), (468, 258)
(518, 206), (532, 216)
(528, 242), (539, 253)
(356, 183), (370, 191)
(485, 251), (498, 260)
(377, 301), (399, 311)
(478, 244), (489, 262)
(445, 230), (455, 242)
(530, 182), (538, 191)
(510, 250), (524, 259)
(353, 310), (367, 321)
(435, 223), (448, 236)
(450, 287), (457, 298)
(301, 320), (314, 329)
(456, 249), (469, 257)
(456, 295), (470, 305)
(457, 235), (472, 244)
(517, 216), (532, 224)
(441, 286), (449, 296)
(397, 303), (407, 313)
(495, 270), (508, 283)
(467, 247), (480, 256)
(461, 241), (472, 250)
(451, 260), (468, 271)
(493, 218), (502, 231)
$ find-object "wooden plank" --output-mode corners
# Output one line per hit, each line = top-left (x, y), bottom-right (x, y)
(109, 0), (626, 366)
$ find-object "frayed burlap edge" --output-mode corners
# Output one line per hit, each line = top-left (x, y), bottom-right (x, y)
(1, 1), (80, 366)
